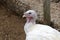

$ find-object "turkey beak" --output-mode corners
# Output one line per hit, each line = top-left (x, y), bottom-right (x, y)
(23, 15), (26, 18)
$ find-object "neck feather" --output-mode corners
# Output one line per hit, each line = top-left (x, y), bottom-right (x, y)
(24, 18), (36, 34)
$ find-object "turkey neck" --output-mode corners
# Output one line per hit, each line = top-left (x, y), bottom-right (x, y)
(26, 17), (36, 24)
(24, 17), (36, 34)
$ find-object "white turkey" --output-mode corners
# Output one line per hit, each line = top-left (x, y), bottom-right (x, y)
(23, 10), (60, 40)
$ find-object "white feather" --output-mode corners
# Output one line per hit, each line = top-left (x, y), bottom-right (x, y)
(23, 10), (60, 40)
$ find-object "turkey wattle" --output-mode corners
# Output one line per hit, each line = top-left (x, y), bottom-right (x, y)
(23, 10), (60, 40)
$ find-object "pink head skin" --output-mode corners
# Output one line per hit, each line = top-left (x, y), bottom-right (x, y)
(23, 10), (38, 23)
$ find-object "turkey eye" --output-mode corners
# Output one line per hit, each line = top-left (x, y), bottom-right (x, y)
(29, 13), (31, 14)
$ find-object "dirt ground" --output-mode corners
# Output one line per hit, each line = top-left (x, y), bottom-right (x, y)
(0, 5), (25, 40)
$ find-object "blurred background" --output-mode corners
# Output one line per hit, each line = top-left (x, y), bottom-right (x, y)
(0, 0), (60, 40)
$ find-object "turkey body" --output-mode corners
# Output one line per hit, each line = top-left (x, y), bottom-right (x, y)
(25, 24), (60, 40)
